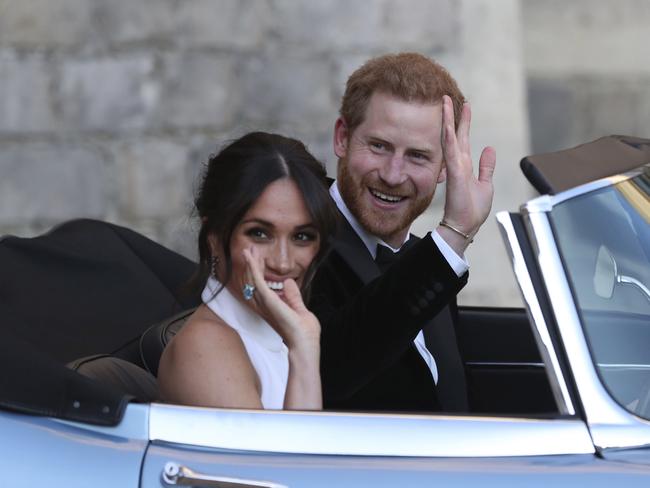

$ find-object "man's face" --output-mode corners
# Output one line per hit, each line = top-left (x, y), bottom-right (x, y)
(335, 91), (445, 248)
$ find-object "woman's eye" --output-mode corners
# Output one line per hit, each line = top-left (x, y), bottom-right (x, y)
(246, 228), (269, 240)
(294, 231), (317, 242)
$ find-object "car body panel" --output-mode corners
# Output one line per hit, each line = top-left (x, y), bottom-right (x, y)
(142, 444), (650, 488)
(0, 409), (146, 487)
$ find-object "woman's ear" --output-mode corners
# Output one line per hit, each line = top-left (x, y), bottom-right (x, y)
(208, 233), (220, 257)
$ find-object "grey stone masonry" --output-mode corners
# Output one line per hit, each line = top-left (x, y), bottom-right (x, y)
(0, 0), (563, 306)
(522, 0), (650, 154)
(0, 142), (108, 224)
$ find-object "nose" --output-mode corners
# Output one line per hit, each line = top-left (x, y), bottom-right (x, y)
(265, 239), (293, 276)
(377, 153), (407, 187)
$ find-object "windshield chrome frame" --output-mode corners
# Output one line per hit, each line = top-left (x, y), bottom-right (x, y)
(496, 212), (575, 416)
(518, 166), (650, 451)
(148, 403), (594, 458)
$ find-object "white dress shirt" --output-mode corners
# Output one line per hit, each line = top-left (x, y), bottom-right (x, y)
(329, 181), (469, 384)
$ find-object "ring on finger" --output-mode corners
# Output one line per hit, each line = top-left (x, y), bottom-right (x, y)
(242, 283), (256, 301)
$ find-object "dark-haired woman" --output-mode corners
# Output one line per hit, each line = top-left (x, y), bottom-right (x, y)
(158, 132), (338, 410)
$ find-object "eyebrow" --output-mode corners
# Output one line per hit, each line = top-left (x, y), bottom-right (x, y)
(241, 218), (316, 229)
(367, 135), (433, 155)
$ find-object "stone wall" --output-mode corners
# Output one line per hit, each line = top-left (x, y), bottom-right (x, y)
(523, 0), (650, 153)
(1, 0), (531, 305)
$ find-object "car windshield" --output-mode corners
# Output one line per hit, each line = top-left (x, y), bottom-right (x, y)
(550, 167), (650, 419)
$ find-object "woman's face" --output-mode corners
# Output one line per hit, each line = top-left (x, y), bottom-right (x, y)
(218, 178), (321, 312)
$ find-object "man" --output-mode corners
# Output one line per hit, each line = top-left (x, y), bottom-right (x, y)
(309, 52), (496, 412)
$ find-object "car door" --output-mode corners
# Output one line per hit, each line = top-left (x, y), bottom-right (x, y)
(140, 402), (608, 488)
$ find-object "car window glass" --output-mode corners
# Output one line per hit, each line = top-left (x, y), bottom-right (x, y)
(550, 170), (650, 419)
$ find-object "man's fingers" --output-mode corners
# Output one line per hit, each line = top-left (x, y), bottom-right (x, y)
(442, 99), (459, 168)
(456, 101), (471, 155)
(478, 146), (496, 184)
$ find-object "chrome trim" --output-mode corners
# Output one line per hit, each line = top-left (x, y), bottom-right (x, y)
(149, 403), (594, 457)
(523, 168), (642, 213)
(162, 462), (287, 488)
(618, 274), (650, 302)
(522, 209), (650, 450)
(599, 364), (650, 370)
(496, 212), (575, 415)
(466, 361), (544, 368)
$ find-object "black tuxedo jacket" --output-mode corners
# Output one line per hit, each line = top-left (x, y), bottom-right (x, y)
(309, 215), (469, 413)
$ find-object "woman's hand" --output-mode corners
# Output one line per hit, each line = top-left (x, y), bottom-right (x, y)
(242, 248), (320, 349)
(243, 247), (322, 410)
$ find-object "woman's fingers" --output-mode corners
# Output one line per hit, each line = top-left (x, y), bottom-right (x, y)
(242, 248), (272, 304)
(282, 278), (308, 313)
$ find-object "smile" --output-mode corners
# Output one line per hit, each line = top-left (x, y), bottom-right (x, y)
(369, 188), (405, 203)
(266, 281), (284, 291)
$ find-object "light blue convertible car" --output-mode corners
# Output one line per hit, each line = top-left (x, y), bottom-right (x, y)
(2, 135), (650, 487)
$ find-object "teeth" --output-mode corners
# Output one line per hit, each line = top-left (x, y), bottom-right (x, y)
(266, 281), (284, 290)
(370, 189), (404, 203)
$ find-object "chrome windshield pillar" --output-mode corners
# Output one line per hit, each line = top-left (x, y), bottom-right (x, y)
(520, 200), (650, 450)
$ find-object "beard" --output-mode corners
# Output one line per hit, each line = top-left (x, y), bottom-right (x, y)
(338, 158), (434, 244)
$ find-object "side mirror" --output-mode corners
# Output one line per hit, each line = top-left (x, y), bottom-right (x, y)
(593, 245), (617, 299)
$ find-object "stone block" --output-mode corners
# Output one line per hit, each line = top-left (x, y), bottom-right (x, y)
(240, 55), (336, 128)
(173, 0), (272, 49)
(0, 0), (93, 46)
(528, 76), (650, 154)
(570, 77), (650, 146)
(527, 78), (575, 154)
(0, 50), (57, 132)
(89, 0), (176, 45)
(113, 139), (191, 220)
(59, 54), (158, 131)
(87, 0), (271, 49)
(0, 142), (108, 225)
(153, 53), (237, 129)
(273, 0), (455, 52)
(523, 0), (650, 75)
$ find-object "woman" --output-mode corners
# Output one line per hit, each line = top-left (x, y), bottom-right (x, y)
(158, 132), (338, 410)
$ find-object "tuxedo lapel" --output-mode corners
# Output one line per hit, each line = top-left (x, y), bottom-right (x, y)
(330, 212), (380, 285)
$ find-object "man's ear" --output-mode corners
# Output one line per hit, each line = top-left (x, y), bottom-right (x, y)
(437, 164), (447, 183)
(333, 117), (349, 159)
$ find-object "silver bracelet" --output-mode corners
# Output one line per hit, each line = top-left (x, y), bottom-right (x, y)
(439, 220), (474, 243)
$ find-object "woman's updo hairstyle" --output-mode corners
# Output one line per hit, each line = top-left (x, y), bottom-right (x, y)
(194, 131), (337, 295)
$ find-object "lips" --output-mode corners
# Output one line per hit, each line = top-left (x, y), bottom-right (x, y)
(369, 187), (406, 204)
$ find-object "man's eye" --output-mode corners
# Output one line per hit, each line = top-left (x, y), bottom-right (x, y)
(409, 152), (428, 162)
(370, 141), (386, 151)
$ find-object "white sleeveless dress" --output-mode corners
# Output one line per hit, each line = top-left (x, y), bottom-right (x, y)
(202, 277), (289, 409)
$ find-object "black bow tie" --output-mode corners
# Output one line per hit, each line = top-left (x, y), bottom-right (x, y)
(375, 238), (414, 272)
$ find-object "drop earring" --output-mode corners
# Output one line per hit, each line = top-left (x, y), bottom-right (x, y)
(210, 255), (219, 276)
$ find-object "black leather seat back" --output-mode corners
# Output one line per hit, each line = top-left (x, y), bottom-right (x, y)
(140, 308), (196, 376)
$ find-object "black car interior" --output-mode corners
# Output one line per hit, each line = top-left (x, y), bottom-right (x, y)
(2, 218), (558, 417)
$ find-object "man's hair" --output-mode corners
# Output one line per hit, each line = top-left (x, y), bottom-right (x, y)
(340, 52), (465, 133)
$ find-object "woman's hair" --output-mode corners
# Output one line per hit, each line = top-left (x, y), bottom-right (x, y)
(194, 131), (338, 297)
